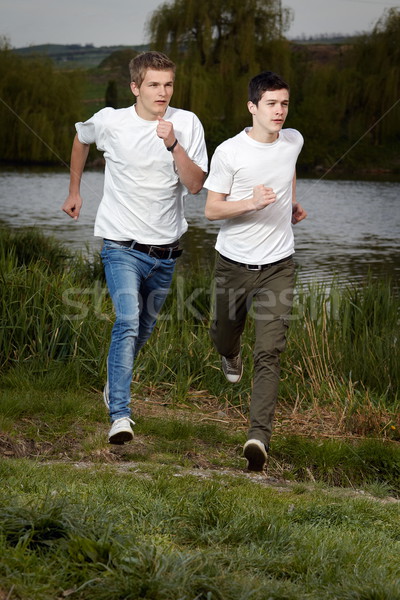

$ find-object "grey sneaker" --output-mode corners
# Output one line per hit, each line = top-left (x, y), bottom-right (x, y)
(108, 417), (135, 444)
(103, 383), (109, 410)
(243, 439), (268, 472)
(221, 354), (243, 383)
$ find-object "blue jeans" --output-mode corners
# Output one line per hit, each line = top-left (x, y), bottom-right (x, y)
(101, 240), (176, 421)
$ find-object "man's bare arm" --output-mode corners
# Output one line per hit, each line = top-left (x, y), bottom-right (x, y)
(62, 134), (90, 220)
(291, 173), (307, 224)
(205, 185), (276, 221)
(157, 118), (206, 194)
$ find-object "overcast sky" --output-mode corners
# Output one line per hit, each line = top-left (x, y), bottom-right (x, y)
(2, 0), (399, 48)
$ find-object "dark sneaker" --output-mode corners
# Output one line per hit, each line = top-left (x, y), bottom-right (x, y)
(221, 354), (243, 383)
(108, 417), (135, 444)
(243, 439), (268, 471)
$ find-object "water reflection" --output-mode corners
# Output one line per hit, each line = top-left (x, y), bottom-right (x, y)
(0, 170), (399, 287)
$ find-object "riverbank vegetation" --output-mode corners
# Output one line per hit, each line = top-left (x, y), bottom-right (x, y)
(1, 2), (400, 174)
(1, 226), (400, 598)
(1, 226), (399, 431)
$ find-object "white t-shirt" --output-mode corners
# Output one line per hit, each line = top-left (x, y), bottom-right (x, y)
(76, 105), (208, 244)
(204, 128), (304, 264)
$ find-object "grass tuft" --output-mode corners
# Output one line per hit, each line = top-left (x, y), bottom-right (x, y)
(1, 464), (400, 599)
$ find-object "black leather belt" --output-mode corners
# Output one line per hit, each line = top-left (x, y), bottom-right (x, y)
(220, 253), (292, 271)
(107, 239), (182, 259)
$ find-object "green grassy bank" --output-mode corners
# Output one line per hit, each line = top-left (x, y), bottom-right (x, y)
(1, 225), (399, 490)
(1, 225), (399, 423)
(1, 226), (400, 599)
(1, 458), (400, 600)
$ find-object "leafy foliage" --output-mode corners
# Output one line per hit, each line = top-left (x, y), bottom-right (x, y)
(280, 8), (400, 171)
(1, 6), (400, 170)
(0, 47), (83, 164)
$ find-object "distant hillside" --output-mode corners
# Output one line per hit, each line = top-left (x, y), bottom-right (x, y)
(13, 37), (356, 69)
(289, 34), (358, 44)
(13, 43), (149, 69)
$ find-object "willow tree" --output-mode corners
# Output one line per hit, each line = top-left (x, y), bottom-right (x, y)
(343, 8), (400, 147)
(147, 0), (293, 150)
(0, 45), (83, 164)
(285, 7), (400, 172)
(314, 7), (400, 170)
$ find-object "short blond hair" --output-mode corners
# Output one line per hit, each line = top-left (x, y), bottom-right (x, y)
(129, 51), (176, 87)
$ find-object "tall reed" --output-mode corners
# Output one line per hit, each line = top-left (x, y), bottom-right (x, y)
(282, 277), (400, 415)
(0, 226), (110, 384)
(1, 227), (399, 425)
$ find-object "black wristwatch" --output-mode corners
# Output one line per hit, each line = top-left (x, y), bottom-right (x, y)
(167, 139), (178, 152)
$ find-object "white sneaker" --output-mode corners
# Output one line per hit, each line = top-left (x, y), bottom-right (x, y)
(221, 354), (243, 383)
(108, 417), (135, 444)
(243, 439), (268, 472)
(103, 383), (109, 410)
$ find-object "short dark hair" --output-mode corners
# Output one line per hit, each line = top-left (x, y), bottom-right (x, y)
(248, 71), (290, 105)
(129, 51), (176, 87)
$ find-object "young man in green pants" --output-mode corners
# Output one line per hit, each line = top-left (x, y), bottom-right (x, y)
(204, 70), (307, 471)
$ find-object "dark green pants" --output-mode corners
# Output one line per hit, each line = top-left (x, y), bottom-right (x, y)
(210, 254), (295, 448)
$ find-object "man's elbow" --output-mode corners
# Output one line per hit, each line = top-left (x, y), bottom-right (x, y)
(204, 205), (218, 221)
(189, 172), (207, 195)
(188, 182), (204, 195)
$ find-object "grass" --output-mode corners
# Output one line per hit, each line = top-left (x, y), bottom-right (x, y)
(288, 278), (400, 406)
(0, 457), (399, 599)
(1, 225), (399, 434)
(1, 384), (399, 494)
(1, 225), (400, 597)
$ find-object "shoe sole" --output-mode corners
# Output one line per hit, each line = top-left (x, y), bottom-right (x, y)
(244, 443), (267, 472)
(223, 361), (244, 383)
(225, 368), (243, 383)
(103, 385), (109, 410)
(109, 430), (133, 444)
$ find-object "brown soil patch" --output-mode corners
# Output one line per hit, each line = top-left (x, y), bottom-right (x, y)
(1, 392), (397, 463)
(1, 394), (399, 503)
(131, 393), (399, 442)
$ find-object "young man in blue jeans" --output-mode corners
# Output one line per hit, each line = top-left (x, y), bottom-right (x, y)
(204, 71), (306, 471)
(62, 51), (208, 444)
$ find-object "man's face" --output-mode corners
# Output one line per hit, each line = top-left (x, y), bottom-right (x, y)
(130, 69), (174, 120)
(248, 89), (289, 139)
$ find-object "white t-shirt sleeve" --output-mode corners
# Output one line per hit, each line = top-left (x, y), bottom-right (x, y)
(75, 108), (113, 150)
(204, 146), (233, 195)
(185, 114), (208, 173)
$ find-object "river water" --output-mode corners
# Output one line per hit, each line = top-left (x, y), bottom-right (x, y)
(0, 169), (399, 287)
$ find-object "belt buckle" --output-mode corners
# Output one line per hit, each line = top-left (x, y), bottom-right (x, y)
(148, 245), (160, 258)
(149, 245), (172, 260)
(246, 264), (262, 271)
